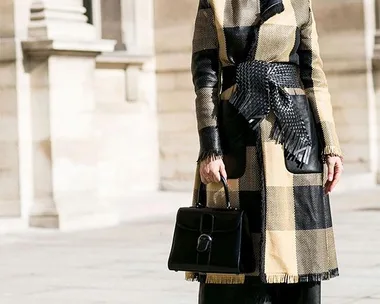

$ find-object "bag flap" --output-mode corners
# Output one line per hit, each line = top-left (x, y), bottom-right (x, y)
(175, 207), (244, 233)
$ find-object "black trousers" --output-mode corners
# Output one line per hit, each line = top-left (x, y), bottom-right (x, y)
(198, 281), (321, 304)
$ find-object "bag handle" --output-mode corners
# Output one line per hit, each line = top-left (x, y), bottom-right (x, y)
(196, 175), (231, 209)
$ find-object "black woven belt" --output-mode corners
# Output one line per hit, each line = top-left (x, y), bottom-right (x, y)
(223, 60), (312, 166)
(222, 63), (301, 92)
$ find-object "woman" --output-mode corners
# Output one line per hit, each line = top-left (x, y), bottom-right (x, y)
(188, 0), (343, 303)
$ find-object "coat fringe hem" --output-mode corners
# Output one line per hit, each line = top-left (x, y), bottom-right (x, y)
(264, 268), (339, 284)
(205, 274), (246, 284)
(185, 272), (245, 284)
(185, 268), (339, 285)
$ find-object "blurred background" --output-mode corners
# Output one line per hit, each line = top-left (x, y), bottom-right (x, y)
(0, 0), (379, 303)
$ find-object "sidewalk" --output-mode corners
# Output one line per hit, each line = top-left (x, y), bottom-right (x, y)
(0, 188), (379, 304)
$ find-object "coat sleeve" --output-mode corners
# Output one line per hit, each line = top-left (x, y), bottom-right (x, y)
(192, 0), (223, 162)
(298, 0), (343, 160)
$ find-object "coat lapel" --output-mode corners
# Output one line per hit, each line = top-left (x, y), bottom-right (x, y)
(260, 0), (285, 23)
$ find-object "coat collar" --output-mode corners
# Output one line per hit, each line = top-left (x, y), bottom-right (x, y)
(260, 0), (285, 23)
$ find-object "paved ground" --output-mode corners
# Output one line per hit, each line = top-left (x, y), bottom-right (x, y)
(0, 188), (380, 304)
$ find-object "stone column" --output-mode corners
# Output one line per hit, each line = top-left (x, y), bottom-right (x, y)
(91, 0), (102, 39)
(373, 54), (380, 184)
(373, 1), (380, 184)
(0, 0), (33, 218)
(121, 0), (154, 54)
(22, 0), (117, 230)
(120, 0), (135, 51)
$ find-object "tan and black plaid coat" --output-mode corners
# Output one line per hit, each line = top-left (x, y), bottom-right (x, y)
(188, 0), (342, 284)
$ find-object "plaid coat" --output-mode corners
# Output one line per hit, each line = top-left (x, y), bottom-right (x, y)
(187, 0), (343, 284)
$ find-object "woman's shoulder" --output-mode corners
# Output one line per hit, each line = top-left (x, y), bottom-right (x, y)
(291, 0), (312, 27)
(291, 0), (312, 16)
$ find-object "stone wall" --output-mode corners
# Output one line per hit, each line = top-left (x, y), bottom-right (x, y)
(0, 0), (158, 230)
(94, 58), (159, 196)
(314, 0), (377, 181)
(372, 0), (380, 183)
(0, 0), (33, 217)
(155, 0), (198, 190)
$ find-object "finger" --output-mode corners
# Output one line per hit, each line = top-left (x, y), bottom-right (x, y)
(200, 160), (210, 174)
(204, 164), (210, 175)
(327, 161), (335, 182)
(329, 167), (343, 193)
(200, 168), (210, 185)
(324, 165), (332, 193)
(329, 173), (341, 193)
(200, 172), (207, 184)
(327, 158), (343, 192)
(201, 166), (214, 184)
(200, 165), (210, 179)
(202, 176), (210, 185)
(211, 169), (221, 183)
(326, 181), (333, 193)
(324, 181), (332, 195)
(220, 164), (228, 180)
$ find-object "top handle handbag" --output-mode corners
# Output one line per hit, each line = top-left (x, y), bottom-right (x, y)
(167, 176), (255, 275)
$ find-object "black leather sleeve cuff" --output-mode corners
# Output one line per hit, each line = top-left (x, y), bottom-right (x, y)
(197, 126), (223, 162)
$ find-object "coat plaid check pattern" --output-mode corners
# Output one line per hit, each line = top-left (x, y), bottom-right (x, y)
(188, 0), (342, 284)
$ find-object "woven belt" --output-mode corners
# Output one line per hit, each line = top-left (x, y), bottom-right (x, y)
(224, 60), (312, 166)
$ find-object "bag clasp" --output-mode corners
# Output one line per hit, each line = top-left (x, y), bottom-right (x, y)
(197, 234), (212, 253)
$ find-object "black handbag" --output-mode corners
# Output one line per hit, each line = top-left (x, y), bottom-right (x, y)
(167, 176), (254, 274)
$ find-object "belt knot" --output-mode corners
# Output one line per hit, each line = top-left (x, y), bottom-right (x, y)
(229, 60), (312, 166)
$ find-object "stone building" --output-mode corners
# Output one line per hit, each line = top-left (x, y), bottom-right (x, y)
(0, 0), (379, 230)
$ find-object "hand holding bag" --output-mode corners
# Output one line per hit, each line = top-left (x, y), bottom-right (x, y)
(167, 176), (254, 274)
